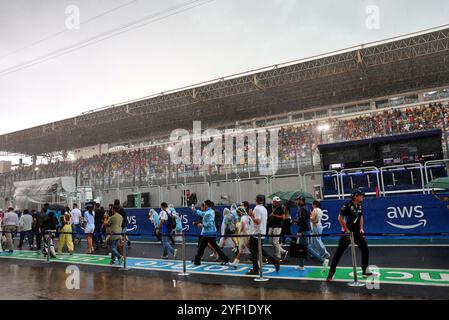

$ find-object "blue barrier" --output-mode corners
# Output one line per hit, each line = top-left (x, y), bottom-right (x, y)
(123, 194), (449, 237)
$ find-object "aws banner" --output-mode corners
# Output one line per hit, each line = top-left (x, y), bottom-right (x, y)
(124, 194), (449, 237)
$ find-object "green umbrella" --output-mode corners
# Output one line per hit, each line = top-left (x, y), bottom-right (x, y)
(426, 177), (449, 190)
(268, 191), (315, 204)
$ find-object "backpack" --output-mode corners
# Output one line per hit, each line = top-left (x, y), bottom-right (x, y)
(166, 211), (176, 231)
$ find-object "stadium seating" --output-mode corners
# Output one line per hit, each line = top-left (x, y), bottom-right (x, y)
(1, 102), (448, 192)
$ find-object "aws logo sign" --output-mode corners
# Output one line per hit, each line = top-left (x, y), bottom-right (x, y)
(386, 206), (427, 230)
(126, 216), (138, 232)
(320, 210), (331, 230)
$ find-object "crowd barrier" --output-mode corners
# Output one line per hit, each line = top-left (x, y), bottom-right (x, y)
(2, 228), (449, 287)
(118, 194), (449, 238)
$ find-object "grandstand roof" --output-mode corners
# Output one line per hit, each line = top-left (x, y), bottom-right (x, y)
(1, 26), (449, 155)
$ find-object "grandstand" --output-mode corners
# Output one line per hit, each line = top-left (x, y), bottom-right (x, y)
(1, 26), (449, 209)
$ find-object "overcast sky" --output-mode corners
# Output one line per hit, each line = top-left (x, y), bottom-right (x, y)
(0, 0), (449, 141)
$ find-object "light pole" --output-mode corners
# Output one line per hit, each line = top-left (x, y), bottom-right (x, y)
(166, 146), (173, 184)
(441, 111), (449, 158)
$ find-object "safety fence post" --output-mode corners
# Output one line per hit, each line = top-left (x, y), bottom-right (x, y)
(120, 231), (130, 271)
(178, 229), (190, 276)
(347, 232), (365, 287)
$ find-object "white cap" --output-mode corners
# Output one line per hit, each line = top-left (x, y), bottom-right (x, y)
(272, 196), (281, 202)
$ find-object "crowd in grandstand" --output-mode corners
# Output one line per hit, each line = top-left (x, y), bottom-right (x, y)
(1, 102), (448, 186)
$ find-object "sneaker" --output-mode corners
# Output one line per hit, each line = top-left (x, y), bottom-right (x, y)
(296, 266), (305, 271)
(322, 258), (329, 272)
(232, 247), (238, 254)
(220, 260), (230, 266)
(209, 253), (216, 257)
(173, 249), (178, 259)
(161, 255), (169, 259)
(229, 261), (238, 268)
(281, 251), (288, 261)
(262, 258), (269, 264)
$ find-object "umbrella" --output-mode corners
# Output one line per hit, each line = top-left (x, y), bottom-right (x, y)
(426, 177), (449, 190)
(268, 191), (315, 205)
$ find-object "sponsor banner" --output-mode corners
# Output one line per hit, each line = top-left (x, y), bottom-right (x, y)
(1, 250), (448, 287)
(123, 194), (449, 237)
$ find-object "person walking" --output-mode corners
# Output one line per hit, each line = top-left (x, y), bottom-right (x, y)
(93, 202), (104, 251)
(192, 200), (230, 266)
(219, 207), (238, 251)
(57, 213), (74, 255)
(230, 206), (252, 268)
(268, 197), (288, 261)
(41, 211), (58, 258)
(309, 200), (330, 260)
(158, 202), (177, 259)
(83, 203), (95, 254)
(246, 195), (280, 275)
(18, 209), (34, 250)
(281, 206), (292, 245)
(114, 199), (131, 247)
(34, 208), (46, 251)
(2, 207), (19, 253)
(70, 204), (82, 245)
(327, 190), (373, 282)
(108, 206), (124, 265)
(295, 196), (329, 271)
(149, 208), (161, 241)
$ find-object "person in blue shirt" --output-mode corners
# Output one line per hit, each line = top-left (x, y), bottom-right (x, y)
(149, 209), (161, 241)
(191, 200), (230, 266)
(219, 207), (238, 252)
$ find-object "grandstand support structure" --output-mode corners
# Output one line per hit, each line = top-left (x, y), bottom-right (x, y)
(1, 27), (449, 155)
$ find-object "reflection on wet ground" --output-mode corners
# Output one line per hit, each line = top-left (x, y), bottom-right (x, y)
(0, 261), (413, 300)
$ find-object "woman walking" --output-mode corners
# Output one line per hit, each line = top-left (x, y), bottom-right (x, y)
(310, 200), (330, 261)
(230, 207), (252, 268)
(57, 213), (74, 255)
(83, 204), (95, 254)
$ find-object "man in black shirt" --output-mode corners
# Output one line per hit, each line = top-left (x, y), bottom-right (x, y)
(268, 197), (288, 261)
(327, 190), (372, 282)
(93, 203), (104, 251)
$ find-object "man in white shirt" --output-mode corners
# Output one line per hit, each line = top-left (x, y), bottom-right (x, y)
(247, 195), (280, 275)
(70, 204), (82, 245)
(18, 209), (34, 250)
